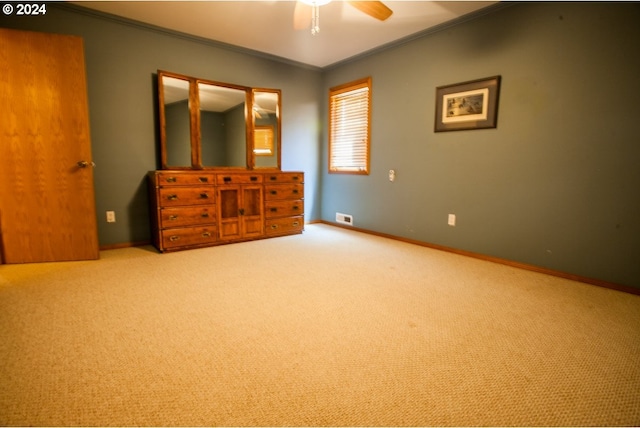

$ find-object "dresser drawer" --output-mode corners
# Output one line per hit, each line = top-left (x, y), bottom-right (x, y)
(216, 173), (263, 185)
(264, 172), (303, 184)
(155, 172), (215, 186)
(265, 216), (304, 235)
(264, 184), (304, 200)
(160, 206), (216, 228)
(161, 226), (217, 250)
(158, 187), (215, 206)
(265, 200), (303, 219)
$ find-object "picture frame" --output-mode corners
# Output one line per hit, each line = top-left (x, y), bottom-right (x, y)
(434, 75), (501, 132)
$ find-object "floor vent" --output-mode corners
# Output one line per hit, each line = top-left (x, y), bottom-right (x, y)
(336, 212), (353, 226)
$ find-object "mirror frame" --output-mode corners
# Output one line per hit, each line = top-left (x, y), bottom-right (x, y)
(251, 88), (282, 170)
(157, 72), (193, 169)
(157, 70), (281, 171)
(195, 78), (251, 169)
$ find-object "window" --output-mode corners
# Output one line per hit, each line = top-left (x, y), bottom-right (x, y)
(329, 77), (371, 174)
(253, 125), (274, 156)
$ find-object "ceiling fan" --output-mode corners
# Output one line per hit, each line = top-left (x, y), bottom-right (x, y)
(294, 0), (393, 35)
(253, 92), (279, 119)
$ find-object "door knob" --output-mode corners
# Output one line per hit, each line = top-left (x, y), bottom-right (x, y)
(77, 160), (96, 168)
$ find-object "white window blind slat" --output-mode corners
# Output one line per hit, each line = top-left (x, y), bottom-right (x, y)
(329, 77), (371, 174)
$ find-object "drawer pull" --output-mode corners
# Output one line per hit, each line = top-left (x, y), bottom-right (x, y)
(271, 224), (279, 230)
(270, 176), (277, 181)
(270, 208), (278, 212)
(199, 193), (209, 199)
(169, 235), (180, 242)
(223, 176), (231, 183)
(169, 215), (178, 221)
(292, 221), (300, 227)
(167, 194), (178, 201)
(293, 189), (299, 194)
(166, 177), (177, 183)
(202, 232), (212, 238)
(270, 190), (277, 195)
(250, 176), (258, 181)
(293, 206), (299, 210)
(293, 176), (299, 181)
(198, 177), (209, 183)
(201, 213), (210, 218)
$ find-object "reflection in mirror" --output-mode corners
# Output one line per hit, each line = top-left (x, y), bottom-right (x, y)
(199, 82), (248, 168)
(158, 70), (281, 171)
(252, 90), (280, 169)
(162, 76), (191, 168)
(254, 126), (274, 156)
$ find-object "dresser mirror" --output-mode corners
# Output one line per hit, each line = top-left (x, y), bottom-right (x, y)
(252, 89), (281, 169)
(158, 70), (281, 170)
(198, 81), (248, 168)
(161, 75), (192, 168)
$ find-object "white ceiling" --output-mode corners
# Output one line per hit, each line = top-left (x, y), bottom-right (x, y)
(71, 0), (499, 68)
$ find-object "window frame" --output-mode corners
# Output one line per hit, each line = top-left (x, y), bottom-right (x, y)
(328, 76), (371, 175)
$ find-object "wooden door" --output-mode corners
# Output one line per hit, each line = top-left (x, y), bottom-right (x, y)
(0, 28), (99, 263)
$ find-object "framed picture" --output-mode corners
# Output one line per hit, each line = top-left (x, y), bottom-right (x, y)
(435, 75), (501, 132)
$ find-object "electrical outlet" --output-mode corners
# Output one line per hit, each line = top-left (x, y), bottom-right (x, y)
(106, 211), (116, 223)
(448, 214), (456, 226)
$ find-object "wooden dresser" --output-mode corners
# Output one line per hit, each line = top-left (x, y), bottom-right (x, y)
(148, 170), (304, 252)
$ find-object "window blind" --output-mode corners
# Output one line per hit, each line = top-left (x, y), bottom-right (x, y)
(254, 126), (274, 155)
(329, 78), (371, 174)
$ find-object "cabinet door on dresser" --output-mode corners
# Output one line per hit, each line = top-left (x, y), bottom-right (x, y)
(148, 171), (217, 251)
(217, 173), (264, 241)
(264, 172), (305, 236)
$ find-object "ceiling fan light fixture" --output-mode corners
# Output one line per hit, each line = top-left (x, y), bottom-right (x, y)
(298, 0), (332, 35)
(299, 0), (331, 6)
(296, 0), (392, 36)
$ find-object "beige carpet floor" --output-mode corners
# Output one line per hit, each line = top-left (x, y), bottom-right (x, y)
(1, 224), (639, 426)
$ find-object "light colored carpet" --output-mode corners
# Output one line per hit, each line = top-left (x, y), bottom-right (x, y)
(0, 224), (639, 426)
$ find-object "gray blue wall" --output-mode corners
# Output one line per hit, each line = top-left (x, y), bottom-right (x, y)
(1, 4), (322, 246)
(2, 2), (639, 289)
(321, 2), (640, 288)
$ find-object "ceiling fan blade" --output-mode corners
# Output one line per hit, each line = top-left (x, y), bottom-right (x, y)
(348, 1), (393, 21)
(293, 1), (312, 30)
